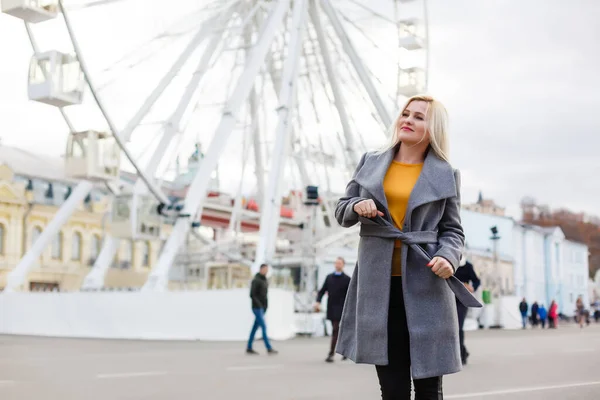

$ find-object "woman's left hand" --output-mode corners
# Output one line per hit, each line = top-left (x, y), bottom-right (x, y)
(427, 257), (454, 279)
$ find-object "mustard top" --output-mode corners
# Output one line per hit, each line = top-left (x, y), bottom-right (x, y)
(383, 161), (423, 276)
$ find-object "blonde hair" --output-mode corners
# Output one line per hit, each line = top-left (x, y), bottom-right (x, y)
(378, 95), (449, 162)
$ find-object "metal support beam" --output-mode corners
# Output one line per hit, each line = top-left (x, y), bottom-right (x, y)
(143, 0), (291, 291)
(4, 182), (94, 292)
(319, 0), (393, 128)
(253, 0), (308, 273)
(118, 14), (221, 143)
(309, 0), (358, 167)
(246, 15), (266, 208)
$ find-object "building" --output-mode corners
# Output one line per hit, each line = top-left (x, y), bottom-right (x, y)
(461, 207), (590, 316)
(559, 239), (590, 315)
(0, 145), (163, 291)
(463, 191), (506, 217)
(511, 223), (588, 317)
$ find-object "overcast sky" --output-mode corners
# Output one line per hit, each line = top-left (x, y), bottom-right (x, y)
(0, 0), (599, 219)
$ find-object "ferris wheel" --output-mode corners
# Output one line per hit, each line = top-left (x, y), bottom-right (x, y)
(3, 0), (430, 292)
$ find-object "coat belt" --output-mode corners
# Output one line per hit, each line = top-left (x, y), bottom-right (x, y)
(359, 224), (438, 245)
(358, 220), (483, 308)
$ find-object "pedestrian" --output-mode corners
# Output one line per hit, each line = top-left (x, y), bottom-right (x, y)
(531, 302), (539, 328)
(454, 254), (480, 365)
(575, 296), (585, 328)
(538, 304), (547, 329)
(315, 256), (351, 363)
(549, 300), (558, 329)
(246, 263), (278, 355)
(334, 94), (482, 399)
(519, 298), (528, 329)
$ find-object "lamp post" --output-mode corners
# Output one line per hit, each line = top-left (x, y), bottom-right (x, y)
(301, 185), (319, 310)
(490, 226), (501, 297)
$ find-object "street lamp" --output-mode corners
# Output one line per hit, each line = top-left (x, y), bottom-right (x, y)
(490, 226), (501, 297)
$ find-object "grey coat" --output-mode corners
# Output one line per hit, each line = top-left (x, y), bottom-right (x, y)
(334, 147), (482, 379)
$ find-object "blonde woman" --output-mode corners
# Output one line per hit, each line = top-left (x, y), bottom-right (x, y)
(335, 95), (481, 399)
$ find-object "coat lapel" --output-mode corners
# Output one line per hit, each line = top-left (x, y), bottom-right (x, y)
(405, 149), (457, 226)
(354, 147), (395, 210)
(354, 145), (457, 227)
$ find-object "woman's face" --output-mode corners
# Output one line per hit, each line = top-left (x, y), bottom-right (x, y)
(396, 100), (429, 146)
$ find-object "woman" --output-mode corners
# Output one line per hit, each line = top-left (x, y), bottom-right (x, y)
(549, 300), (558, 328)
(334, 95), (481, 399)
(575, 296), (585, 328)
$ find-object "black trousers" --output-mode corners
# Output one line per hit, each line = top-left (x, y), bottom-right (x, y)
(329, 320), (340, 356)
(456, 300), (468, 363)
(376, 277), (443, 399)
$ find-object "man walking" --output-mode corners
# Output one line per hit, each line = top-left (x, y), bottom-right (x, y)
(315, 257), (351, 363)
(519, 298), (529, 329)
(246, 263), (278, 355)
(454, 255), (480, 365)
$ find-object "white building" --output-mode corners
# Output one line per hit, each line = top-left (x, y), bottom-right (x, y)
(461, 210), (590, 318)
(559, 239), (590, 316)
(513, 224), (552, 306)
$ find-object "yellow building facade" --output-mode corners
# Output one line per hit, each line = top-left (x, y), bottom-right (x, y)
(0, 150), (162, 291)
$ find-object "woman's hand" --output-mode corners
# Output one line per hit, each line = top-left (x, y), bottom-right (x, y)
(427, 257), (454, 279)
(353, 199), (384, 218)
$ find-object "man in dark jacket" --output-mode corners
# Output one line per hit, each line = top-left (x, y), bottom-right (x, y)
(315, 257), (351, 362)
(246, 263), (277, 355)
(519, 298), (528, 329)
(454, 255), (481, 365)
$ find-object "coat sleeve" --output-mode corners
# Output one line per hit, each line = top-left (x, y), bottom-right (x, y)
(316, 275), (329, 303)
(433, 169), (466, 271)
(469, 263), (481, 291)
(335, 153), (370, 228)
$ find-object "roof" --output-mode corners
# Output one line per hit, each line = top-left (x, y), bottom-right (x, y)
(0, 144), (75, 184)
(0, 144), (133, 191)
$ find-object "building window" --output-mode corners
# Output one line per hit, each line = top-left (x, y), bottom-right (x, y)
(120, 240), (133, 269)
(142, 241), (150, 267)
(31, 226), (42, 247)
(0, 224), (5, 255)
(52, 232), (63, 260)
(90, 234), (101, 259)
(71, 232), (82, 261)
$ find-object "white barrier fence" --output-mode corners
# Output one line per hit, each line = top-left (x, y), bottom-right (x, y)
(0, 289), (296, 341)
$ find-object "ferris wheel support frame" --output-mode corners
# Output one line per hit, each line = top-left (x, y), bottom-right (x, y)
(252, 0), (307, 272)
(81, 6), (237, 290)
(319, 0), (393, 129)
(142, 0), (292, 292)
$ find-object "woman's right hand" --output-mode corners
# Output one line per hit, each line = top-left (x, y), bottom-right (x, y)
(353, 199), (384, 218)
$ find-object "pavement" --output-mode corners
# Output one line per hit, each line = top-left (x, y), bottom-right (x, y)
(1, 323), (600, 399)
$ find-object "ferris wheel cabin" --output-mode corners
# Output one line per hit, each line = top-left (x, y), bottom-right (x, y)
(1, 0), (58, 23)
(28, 51), (84, 107)
(398, 67), (426, 98)
(65, 130), (120, 181)
(397, 19), (425, 51)
(110, 194), (162, 240)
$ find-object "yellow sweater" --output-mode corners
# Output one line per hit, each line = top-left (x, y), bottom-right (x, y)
(383, 161), (423, 276)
